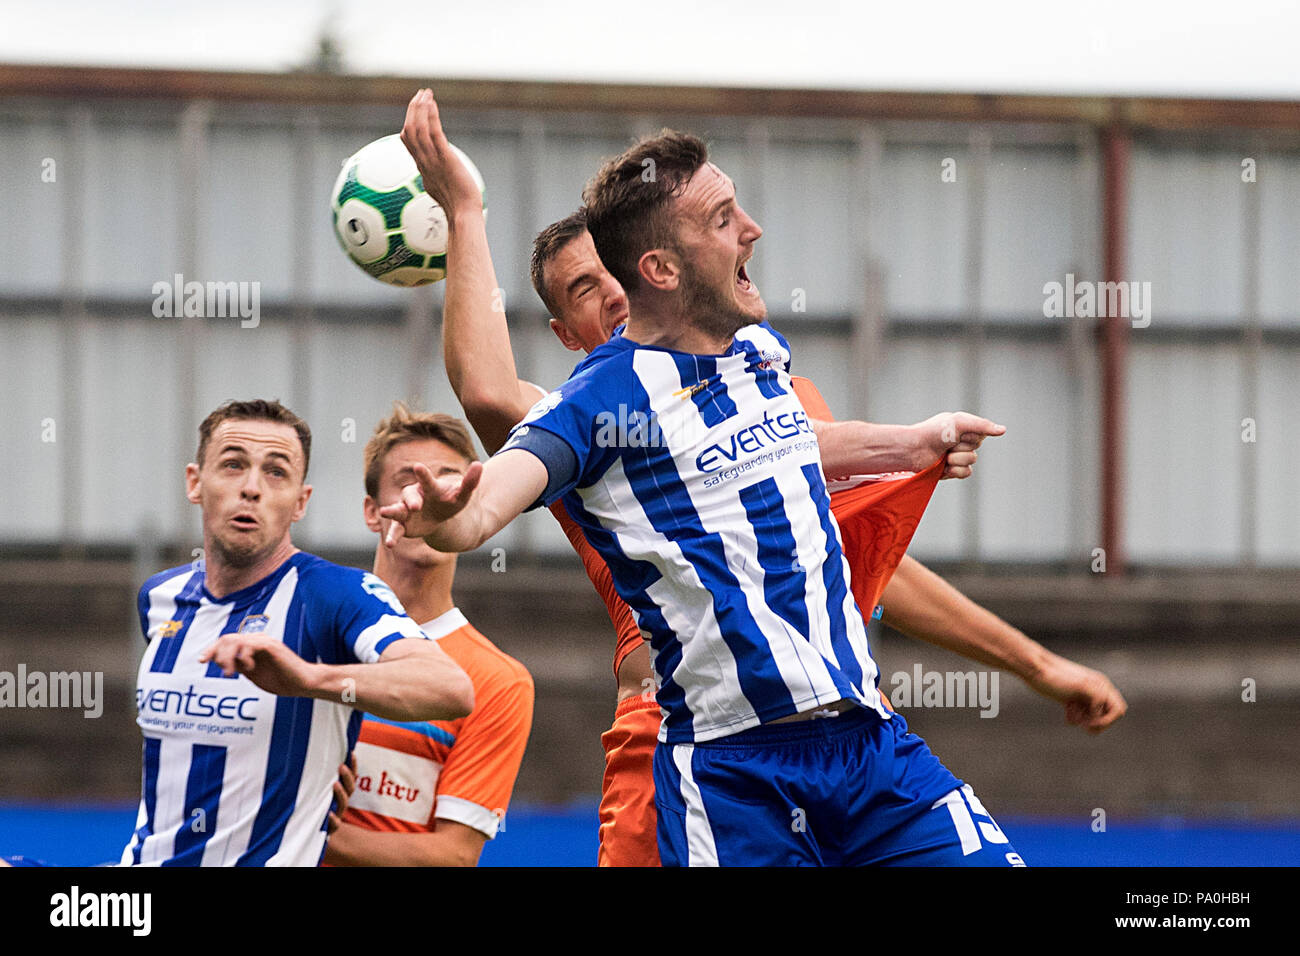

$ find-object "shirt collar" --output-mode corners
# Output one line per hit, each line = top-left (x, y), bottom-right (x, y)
(418, 607), (468, 640)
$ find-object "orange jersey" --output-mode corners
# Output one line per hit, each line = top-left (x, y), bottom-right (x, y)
(550, 500), (645, 680)
(342, 608), (534, 840)
(827, 464), (943, 615)
(790, 376), (941, 620)
(597, 695), (663, 867)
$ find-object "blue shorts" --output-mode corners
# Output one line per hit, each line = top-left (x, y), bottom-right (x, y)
(653, 707), (1025, 867)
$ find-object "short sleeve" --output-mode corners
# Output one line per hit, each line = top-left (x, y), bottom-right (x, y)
(302, 565), (427, 665)
(136, 565), (194, 644)
(137, 583), (151, 642)
(496, 367), (622, 507)
(434, 671), (535, 839)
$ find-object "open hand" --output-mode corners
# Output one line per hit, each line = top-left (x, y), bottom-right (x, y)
(378, 460), (483, 547)
(198, 634), (319, 698)
(400, 88), (483, 218)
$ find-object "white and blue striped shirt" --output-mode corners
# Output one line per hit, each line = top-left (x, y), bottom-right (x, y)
(121, 552), (426, 866)
(502, 322), (889, 744)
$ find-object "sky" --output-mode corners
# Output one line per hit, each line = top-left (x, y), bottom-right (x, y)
(1, 0), (1297, 99)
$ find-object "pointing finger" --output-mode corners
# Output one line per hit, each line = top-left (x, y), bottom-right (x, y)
(385, 515), (406, 548)
(455, 461), (483, 505)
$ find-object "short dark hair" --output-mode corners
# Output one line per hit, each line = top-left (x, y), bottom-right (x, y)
(529, 208), (589, 316)
(581, 130), (709, 294)
(197, 399), (312, 478)
(363, 402), (477, 499)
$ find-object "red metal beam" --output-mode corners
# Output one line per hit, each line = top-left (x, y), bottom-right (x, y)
(3, 64), (1300, 130)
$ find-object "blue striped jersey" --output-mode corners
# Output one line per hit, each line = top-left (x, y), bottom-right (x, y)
(121, 551), (427, 866)
(501, 322), (890, 744)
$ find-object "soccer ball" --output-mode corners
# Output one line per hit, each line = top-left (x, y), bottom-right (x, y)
(331, 133), (486, 286)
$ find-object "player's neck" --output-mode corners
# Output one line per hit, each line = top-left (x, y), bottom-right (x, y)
(622, 303), (731, 355)
(371, 547), (457, 626)
(203, 539), (297, 600)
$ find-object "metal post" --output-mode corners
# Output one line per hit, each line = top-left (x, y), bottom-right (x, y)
(1240, 137), (1262, 566)
(962, 127), (991, 564)
(1099, 124), (1130, 576)
(175, 99), (212, 550)
(291, 108), (318, 551)
(58, 106), (92, 556)
(1069, 126), (1102, 563)
(405, 284), (436, 406)
(852, 125), (884, 419)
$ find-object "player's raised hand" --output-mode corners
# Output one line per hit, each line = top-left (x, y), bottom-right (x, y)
(914, 412), (1006, 479)
(1026, 654), (1128, 734)
(198, 634), (319, 698)
(400, 88), (482, 217)
(379, 459), (483, 547)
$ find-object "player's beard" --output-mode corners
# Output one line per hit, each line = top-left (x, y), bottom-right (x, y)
(209, 528), (271, 570)
(678, 257), (762, 343)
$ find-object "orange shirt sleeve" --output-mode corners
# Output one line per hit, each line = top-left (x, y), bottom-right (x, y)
(549, 500), (645, 680)
(434, 662), (534, 838)
(790, 375), (833, 420)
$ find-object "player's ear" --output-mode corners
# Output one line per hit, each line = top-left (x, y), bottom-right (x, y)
(362, 495), (383, 533)
(549, 317), (583, 352)
(185, 463), (202, 504)
(292, 483), (313, 522)
(638, 247), (680, 292)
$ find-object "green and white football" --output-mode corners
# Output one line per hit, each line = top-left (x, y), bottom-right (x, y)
(331, 133), (485, 286)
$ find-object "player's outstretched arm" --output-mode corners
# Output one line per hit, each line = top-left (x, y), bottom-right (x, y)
(813, 412), (1005, 480)
(880, 555), (1127, 733)
(198, 633), (474, 722)
(401, 88), (539, 453)
(380, 449), (547, 553)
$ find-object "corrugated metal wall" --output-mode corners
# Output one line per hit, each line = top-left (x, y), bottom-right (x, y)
(2, 100), (1296, 563)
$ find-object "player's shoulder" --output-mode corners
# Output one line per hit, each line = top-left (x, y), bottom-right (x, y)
(443, 620), (534, 693)
(565, 331), (641, 389)
(137, 564), (197, 600)
(290, 553), (408, 616)
(287, 551), (357, 594)
(513, 341), (637, 429)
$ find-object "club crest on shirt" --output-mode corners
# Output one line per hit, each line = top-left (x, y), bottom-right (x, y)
(159, 619), (183, 638)
(237, 614), (270, 634)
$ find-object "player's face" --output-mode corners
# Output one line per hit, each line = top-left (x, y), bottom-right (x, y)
(186, 419), (310, 570)
(546, 230), (629, 353)
(364, 438), (469, 568)
(670, 162), (765, 337)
